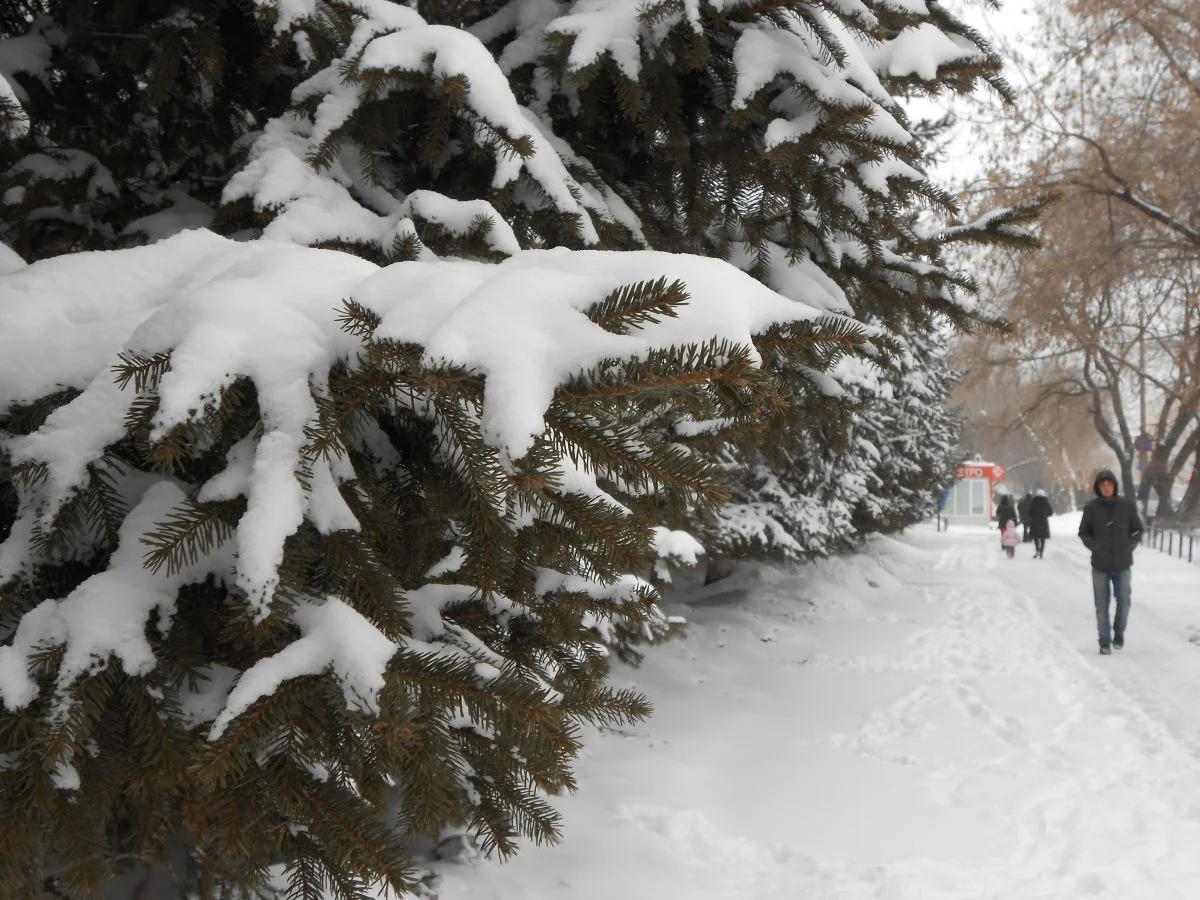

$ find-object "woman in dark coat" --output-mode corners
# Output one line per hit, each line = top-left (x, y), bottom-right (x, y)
(995, 494), (1019, 551)
(1018, 493), (1033, 542)
(1027, 489), (1054, 558)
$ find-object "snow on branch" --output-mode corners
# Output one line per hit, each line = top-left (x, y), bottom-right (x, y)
(546, 0), (650, 78)
(227, 14), (603, 252)
(208, 597), (398, 740)
(7, 148), (119, 198)
(0, 73), (28, 139)
(0, 481), (234, 711)
(650, 526), (705, 582)
(0, 228), (851, 720)
(864, 23), (984, 81)
(0, 25), (54, 140)
(352, 246), (842, 458)
(252, 0), (421, 34)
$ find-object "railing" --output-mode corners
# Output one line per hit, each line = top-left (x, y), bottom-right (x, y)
(1147, 523), (1198, 564)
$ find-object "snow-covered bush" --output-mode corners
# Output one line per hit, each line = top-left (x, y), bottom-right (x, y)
(0, 229), (858, 897)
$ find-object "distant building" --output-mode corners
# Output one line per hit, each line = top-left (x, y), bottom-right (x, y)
(941, 460), (1006, 526)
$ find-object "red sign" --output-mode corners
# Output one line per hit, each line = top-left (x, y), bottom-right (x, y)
(956, 463), (1005, 482)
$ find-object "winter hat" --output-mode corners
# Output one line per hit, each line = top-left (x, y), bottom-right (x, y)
(1035, 489), (1046, 497)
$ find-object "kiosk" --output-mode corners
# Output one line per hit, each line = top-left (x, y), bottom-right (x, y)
(941, 460), (1006, 526)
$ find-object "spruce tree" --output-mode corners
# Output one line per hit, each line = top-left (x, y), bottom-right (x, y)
(468, 0), (1044, 559)
(849, 326), (963, 537)
(0, 0), (290, 260)
(0, 2), (1043, 896)
(220, 1), (1043, 560)
(0, 179), (859, 900)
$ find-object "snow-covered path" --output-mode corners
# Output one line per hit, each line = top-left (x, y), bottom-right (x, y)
(437, 516), (1200, 899)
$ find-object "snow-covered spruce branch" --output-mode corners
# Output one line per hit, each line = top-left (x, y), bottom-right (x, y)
(0, 230), (858, 897)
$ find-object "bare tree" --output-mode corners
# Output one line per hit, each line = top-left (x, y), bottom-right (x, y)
(959, 0), (1200, 521)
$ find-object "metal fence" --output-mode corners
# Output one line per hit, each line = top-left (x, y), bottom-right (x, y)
(1147, 523), (1198, 564)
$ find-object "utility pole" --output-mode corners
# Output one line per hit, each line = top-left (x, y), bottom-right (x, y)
(1139, 301), (1146, 439)
(1138, 296), (1150, 520)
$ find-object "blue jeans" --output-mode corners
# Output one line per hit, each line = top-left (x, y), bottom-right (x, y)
(1092, 568), (1131, 646)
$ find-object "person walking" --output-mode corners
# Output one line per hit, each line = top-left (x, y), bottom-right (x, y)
(1001, 519), (1020, 558)
(1018, 492), (1033, 542)
(1027, 489), (1053, 558)
(1078, 469), (1143, 655)
(995, 493), (1019, 552)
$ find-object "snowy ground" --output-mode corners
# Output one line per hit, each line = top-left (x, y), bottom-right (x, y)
(435, 512), (1200, 900)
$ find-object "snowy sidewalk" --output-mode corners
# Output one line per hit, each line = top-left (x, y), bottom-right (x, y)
(437, 515), (1200, 900)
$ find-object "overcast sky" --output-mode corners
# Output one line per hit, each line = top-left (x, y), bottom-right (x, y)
(914, 0), (1042, 186)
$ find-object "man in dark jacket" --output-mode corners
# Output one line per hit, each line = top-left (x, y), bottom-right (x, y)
(1078, 469), (1144, 655)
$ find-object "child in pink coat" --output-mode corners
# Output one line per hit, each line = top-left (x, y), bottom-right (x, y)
(1001, 520), (1020, 558)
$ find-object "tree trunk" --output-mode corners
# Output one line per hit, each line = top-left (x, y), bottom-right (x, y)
(1119, 458), (1136, 501)
(704, 554), (737, 585)
(1151, 470), (1176, 519)
(1179, 450), (1200, 525)
(1139, 448), (1176, 519)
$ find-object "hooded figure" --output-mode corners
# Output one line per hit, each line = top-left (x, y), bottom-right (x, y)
(995, 493), (1018, 526)
(1027, 489), (1053, 558)
(1078, 471), (1143, 570)
(1078, 470), (1143, 653)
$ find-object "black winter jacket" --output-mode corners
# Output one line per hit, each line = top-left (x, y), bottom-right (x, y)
(1027, 495), (1053, 540)
(996, 499), (1019, 530)
(1078, 470), (1143, 570)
